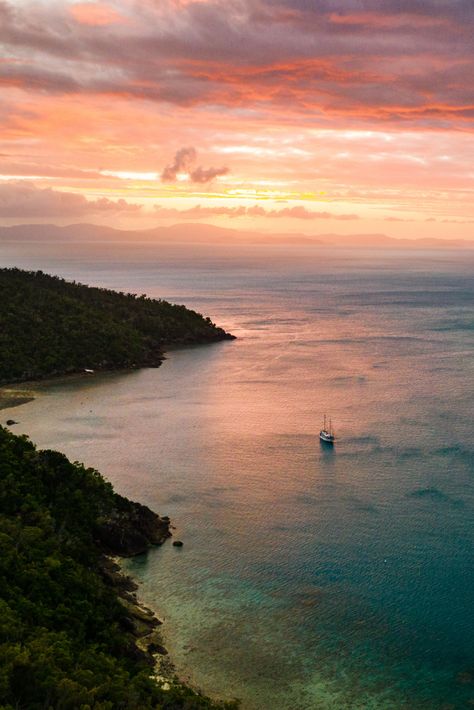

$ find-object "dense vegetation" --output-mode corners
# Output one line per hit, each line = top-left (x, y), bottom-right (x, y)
(0, 268), (233, 385)
(0, 425), (238, 709)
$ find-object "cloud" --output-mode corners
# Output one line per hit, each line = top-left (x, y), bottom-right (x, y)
(0, 0), (472, 128)
(189, 165), (229, 183)
(0, 1), (471, 233)
(161, 147), (197, 181)
(0, 181), (141, 217)
(256, 205), (359, 220)
(69, 3), (126, 26)
(153, 203), (359, 220)
(441, 218), (474, 224)
(161, 147), (229, 183)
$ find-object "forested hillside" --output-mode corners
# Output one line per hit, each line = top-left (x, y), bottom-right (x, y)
(0, 268), (233, 385)
(0, 425), (238, 709)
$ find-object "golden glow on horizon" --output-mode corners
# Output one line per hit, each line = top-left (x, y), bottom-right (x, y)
(100, 170), (160, 181)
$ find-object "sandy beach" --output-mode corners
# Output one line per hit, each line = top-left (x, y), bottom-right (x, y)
(0, 386), (35, 411)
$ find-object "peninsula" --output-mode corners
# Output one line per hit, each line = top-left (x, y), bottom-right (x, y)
(0, 267), (234, 386)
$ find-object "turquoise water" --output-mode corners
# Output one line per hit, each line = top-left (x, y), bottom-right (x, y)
(2, 243), (474, 708)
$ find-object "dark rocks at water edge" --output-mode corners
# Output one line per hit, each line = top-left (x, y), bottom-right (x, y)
(96, 495), (171, 556)
(5, 419), (17, 426)
(100, 557), (169, 665)
(173, 540), (184, 547)
(0, 421), (239, 708)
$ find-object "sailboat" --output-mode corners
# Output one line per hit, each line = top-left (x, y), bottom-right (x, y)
(319, 415), (335, 444)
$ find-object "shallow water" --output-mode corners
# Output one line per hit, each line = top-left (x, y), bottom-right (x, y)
(2, 243), (474, 708)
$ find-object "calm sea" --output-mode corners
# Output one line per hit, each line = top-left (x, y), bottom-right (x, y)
(2, 242), (474, 709)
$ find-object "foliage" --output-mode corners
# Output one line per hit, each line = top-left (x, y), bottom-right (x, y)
(0, 426), (238, 709)
(0, 268), (231, 385)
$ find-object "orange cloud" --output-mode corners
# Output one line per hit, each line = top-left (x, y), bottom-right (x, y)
(69, 2), (125, 26)
(328, 12), (450, 29)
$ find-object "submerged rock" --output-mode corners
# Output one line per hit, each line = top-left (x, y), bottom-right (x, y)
(6, 419), (17, 425)
(172, 540), (184, 547)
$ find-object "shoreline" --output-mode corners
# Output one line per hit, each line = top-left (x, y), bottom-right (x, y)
(0, 363), (163, 411)
(103, 556), (177, 691)
(0, 369), (140, 412)
(117, 557), (229, 705)
(0, 360), (238, 708)
(0, 334), (236, 413)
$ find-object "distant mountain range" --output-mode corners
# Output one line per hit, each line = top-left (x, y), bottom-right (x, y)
(0, 222), (472, 248)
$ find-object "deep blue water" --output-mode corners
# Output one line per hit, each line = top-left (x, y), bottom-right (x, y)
(2, 242), (474, 708)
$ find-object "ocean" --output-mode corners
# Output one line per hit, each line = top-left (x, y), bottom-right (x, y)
(2, 241), (474, 709)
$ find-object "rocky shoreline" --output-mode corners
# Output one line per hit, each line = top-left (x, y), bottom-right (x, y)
(96, 496), (171, 557)
(0, 382), (200, 699)
(97, 509), (199, 698)
(100, 556), (175, 684)
(94, 496), (180, 687)
(0, 359), (214, 698)
(1, 423), (237, 708)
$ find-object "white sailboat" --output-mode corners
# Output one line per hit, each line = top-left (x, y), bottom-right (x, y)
(319, 415), (335, 444)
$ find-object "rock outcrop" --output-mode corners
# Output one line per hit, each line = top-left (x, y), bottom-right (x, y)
(96, 495), (171, 556)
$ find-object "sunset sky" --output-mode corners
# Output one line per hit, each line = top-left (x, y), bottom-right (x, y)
(1, 0), (473, 239)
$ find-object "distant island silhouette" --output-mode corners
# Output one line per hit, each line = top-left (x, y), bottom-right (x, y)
(0, 222), (472, 248)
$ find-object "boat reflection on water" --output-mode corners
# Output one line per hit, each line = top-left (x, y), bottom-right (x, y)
(320, 437), (335, 451)
(320, 437), (336, 464)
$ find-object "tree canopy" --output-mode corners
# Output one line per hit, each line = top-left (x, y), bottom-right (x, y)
(0, 268), (232, 385)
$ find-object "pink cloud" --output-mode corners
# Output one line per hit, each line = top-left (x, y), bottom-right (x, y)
(0, 181), (141, 217)
(69, 3), (126, 26)
(153, 204), (359, 220)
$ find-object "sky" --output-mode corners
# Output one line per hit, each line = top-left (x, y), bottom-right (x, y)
(0, 0), (473, 239)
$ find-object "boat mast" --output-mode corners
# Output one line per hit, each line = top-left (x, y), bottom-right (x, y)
(323, 414), (326, 430)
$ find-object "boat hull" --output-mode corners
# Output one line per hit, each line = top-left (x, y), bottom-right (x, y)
(319, 431), (335, 444)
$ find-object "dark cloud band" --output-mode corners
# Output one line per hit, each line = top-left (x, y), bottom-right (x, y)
(0, 0), (472, 128)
